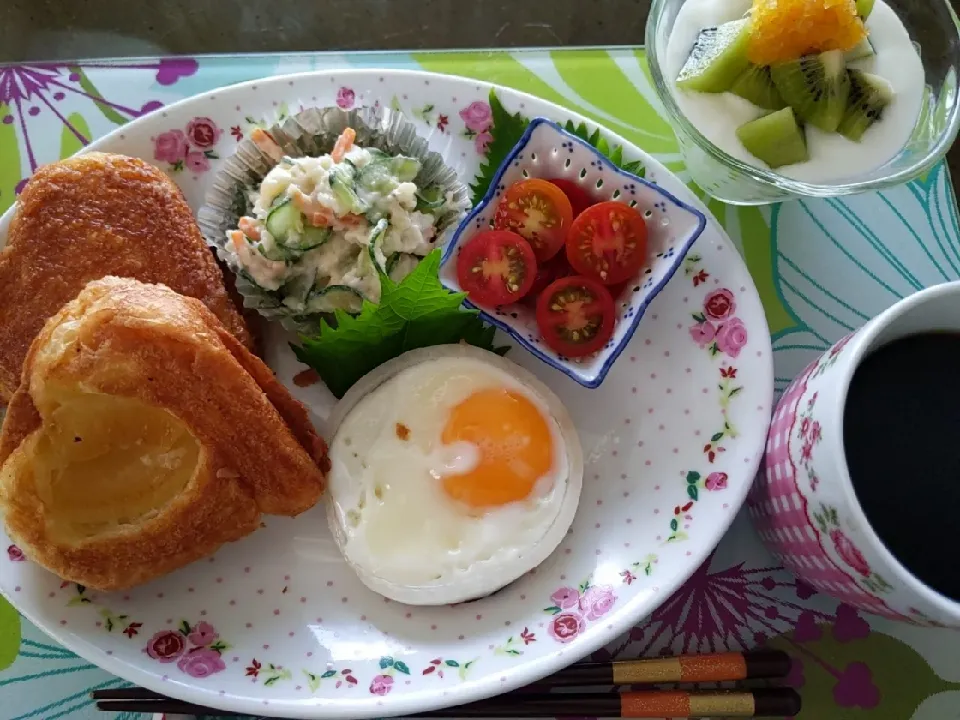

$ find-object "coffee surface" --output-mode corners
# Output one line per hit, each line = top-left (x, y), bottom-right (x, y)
(844, 332), (960, 602)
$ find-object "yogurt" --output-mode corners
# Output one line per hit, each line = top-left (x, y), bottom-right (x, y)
(665, 0), (925, 183)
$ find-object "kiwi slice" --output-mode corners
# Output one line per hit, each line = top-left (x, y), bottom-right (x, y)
(845, 38), (875, 63)
(676, 18), (752, 93)
(737, 108), (809, 169)
(856, 0), (875, 19)
(838, 70), (894, 141)
(771, 50), (851, 133)
(731, 65), (786, 110)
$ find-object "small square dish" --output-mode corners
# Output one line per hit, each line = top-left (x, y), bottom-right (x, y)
(439, 118), (708, 388)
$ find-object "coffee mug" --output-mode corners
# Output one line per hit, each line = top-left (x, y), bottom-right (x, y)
(748, 281), (960, 628)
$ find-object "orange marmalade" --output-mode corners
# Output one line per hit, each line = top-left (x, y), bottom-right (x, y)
(748, 0), (867, 65)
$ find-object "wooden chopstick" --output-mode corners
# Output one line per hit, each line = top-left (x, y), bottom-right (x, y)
(529, 650), (791, 687)
(91, 686), (170, 701)
(94, 688), (802, 718)
(92, 650), (796, 718)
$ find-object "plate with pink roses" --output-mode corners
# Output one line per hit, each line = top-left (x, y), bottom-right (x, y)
(0, 69), (773, 719)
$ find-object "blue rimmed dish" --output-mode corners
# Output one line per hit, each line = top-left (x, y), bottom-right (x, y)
(439, 117), (708, 388)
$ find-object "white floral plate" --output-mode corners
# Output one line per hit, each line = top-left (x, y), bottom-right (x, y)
(0, 69), (774, 719)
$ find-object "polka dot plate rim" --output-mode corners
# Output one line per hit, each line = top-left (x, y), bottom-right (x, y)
(0, 69), (774, 719)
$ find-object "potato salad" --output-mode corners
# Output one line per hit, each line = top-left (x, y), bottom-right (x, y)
(225, 128), (449, 314)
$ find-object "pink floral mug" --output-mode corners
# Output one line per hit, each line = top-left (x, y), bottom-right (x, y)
(748, 282), (960, 628)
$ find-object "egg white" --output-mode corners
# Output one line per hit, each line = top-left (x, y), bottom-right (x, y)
(326, 345), (583, 605)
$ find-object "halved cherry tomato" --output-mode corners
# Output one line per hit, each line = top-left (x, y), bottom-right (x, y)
(535, 276), (616, 358)
(566, 201), (648, 286)
(456, 230), (537, 307)
(608, 279), (633, 301)
(527, 253), (574, 300)
(547, 178), (596, 217)
(493, 179), (573, 262)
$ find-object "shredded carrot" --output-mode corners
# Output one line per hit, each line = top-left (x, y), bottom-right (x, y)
(340, 213), (365, 227)
(309, 210), (334, 227)
(251, 128), (285, 162)
(293, 368), (320, 387)
(291, 189), (314, 211)
(229, 230), (246, 251)
(291, 189), (365, 228)
(292, 189), (328, 219)
(238, 216), (262, 241)
(331, 127), (356, 163)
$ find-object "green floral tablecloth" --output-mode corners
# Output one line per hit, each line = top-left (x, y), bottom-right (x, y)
(1, 49), (959, 720)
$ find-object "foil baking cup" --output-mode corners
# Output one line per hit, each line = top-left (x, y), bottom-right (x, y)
(197, 105), (470, 334)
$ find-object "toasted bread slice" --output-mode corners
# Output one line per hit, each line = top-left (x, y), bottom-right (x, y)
(0, 152), (252, 402)
(0, 277), (327, 591)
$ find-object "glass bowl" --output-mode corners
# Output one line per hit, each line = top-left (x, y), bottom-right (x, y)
(646, 0), (960, 205)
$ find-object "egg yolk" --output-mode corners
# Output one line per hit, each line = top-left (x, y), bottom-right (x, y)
(440, 388), (554, 508)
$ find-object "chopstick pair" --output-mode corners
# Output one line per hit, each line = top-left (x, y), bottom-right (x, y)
(93, 689), (801, 718)
(92, 649), (801, 718)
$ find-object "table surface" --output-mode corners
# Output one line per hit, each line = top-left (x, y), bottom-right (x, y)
(3, 0), (960, 184)
(1, 46), (960, 720)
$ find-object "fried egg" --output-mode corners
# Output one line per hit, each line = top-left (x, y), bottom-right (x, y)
(326, 345), (583, 605)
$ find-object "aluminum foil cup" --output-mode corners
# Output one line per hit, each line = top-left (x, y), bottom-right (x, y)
(197, 105), (470, 334)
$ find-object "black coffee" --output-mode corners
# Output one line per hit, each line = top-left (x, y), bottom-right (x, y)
(844, 332), (960, 602)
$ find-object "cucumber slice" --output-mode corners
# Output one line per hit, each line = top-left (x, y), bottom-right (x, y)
(390, 156), (421, 182)
(357, 161), (399, 194)
(298, 225), (331, 251)
(384, 252), (400, 276)
(329, 165), (369, 214)
(367, 218), (390, 272)
(415, 186), (446, 212)
(265, 200), (302, 241)
(365, 208), (388, 225)
(307, 284), (366, 314)
(255, 235), (295, 262)
(281, 271), (316, 307)
(386, 253), (420, 283)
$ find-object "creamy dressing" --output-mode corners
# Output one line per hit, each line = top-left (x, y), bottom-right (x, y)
(665, 0), (925, 183)
(230, 232), (287, 288)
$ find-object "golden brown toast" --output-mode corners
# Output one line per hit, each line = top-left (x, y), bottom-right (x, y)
(0, 277), (328, 591)
(0, 152), (253, 402)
